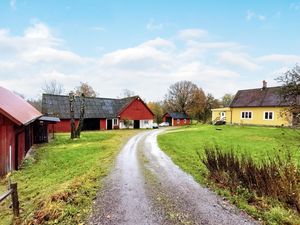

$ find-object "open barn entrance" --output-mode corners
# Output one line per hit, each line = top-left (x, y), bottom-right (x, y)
(134, 120), (140, 129)
(82, 118), (100, 131)
(166, 117), (172, 126)
(107, 119), (113, 130)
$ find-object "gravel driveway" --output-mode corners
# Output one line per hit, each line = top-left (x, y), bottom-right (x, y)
(89, 129), (259, 225)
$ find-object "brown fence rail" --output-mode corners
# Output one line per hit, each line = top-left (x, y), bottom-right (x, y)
(0, 183), (19, 216)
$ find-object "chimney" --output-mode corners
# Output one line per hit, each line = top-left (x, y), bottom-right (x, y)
(262, 80), (267, 89)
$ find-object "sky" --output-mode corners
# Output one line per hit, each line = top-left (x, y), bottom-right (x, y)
(0, 0), (300, 101)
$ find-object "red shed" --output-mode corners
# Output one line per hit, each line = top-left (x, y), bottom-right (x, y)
(162, 112), (190, 126)
(0, 87), (42, 176)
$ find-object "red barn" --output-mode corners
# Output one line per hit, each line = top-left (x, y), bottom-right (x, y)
(0, 87), (42, 176)
(42, 94), (154, 132)
(162, 112), (190, 126)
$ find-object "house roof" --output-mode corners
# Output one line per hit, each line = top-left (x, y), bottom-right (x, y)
(230, 86), (299, 108)
(165, 112), (189, 119)
(42, 94), (138, 119)
(0, 86), (42, 126)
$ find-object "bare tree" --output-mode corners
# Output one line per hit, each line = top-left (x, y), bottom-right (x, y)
(42, 80), (64, 95)
(75, 82), (97, 97)
(164, 80), (200, 113)
(276, 65), (300, 109)
(121, 89), (136, 98)
(28, 98), (42, 111)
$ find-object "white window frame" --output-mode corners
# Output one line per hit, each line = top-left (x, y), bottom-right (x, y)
(177, 119), (180, 124)
(144, 120), (149, 124)
(263, 111), (274, 120)
(113, 118), (118, 126)
(240, 111), (253, 119)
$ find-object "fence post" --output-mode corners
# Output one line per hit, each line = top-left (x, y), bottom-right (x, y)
(10, 183), (19, 217)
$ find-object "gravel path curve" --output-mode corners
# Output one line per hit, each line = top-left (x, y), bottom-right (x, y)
(88, 129), (259, 225)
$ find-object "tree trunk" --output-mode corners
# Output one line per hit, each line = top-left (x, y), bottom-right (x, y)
(75, 94), (85, 138)
(69, 92), (76, 139)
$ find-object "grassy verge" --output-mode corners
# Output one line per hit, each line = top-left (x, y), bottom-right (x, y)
(158, 124), (300, 224)
(0, 130), (137, 225)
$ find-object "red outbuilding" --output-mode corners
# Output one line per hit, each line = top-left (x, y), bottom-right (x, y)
(0, 87), (42, 176)
(162, 112), (190, 126)
(42, 94), (154, 132)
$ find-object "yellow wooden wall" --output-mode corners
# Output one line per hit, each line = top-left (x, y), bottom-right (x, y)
(212, 107), (292, 126)
(231, 107), (292, 126)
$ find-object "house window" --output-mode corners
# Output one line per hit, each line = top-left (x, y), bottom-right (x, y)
(184, 119), (187, 124)
(264, 112), (274, 120)
(113, 118), (118, 126)
(177, 119), (180, 124)
(241, 111), (252, 119)
(144, 120), (149, 124)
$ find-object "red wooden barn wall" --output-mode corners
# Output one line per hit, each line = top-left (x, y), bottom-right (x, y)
(50, 119), (79, 133)
(119, 98), (153, 120)
(0, 114), (15, 175)
(172, 118), (190, 126)
(0, 114), (36, 176)
(100, 119), (106, 130)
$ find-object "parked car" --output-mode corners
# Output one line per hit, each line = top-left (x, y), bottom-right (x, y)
(152, 123), (159, 129)
(159, 122), (169, 127)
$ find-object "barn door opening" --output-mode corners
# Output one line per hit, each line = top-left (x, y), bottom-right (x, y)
(82, 118), (100, 130)
(134, 120), (140, 129)
(166, 117), (172, 126)
(107, 119), (113, 130)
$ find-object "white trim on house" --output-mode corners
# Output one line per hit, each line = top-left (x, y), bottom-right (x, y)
(263, 111), (274, 120)
(240, 111), (253, 119)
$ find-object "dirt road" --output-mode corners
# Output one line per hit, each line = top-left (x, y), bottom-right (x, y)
(89, 129), (259, 225)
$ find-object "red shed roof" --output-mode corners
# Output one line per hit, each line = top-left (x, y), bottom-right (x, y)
(0, 86), (42, 126)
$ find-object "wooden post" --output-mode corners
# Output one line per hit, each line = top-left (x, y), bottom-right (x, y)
(10, 183), (19, 217)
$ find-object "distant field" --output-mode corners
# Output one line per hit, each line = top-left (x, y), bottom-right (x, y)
(158, 125), (300, 224)
(0, 130), (137, 225)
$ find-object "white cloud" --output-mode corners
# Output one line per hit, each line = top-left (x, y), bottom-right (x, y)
(218, 51), (260, 70)
(178, 29), (208, 40)
(246, 10), (266, 21)
(89, 26), (105, 32)
(257, 54), (300, 64)
(290, 2), (300, 11)
(146, 19), (163, 31)
(0, 21), (297, 101)
(10, 0), (16, 10)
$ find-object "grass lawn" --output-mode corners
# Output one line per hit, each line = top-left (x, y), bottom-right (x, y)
(158, 124), (300, 225)
(0, 130), (137, 225)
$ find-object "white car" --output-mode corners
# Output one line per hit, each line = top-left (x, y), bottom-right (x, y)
(152, 123), (159, 129)
(159, 122), (169, 127)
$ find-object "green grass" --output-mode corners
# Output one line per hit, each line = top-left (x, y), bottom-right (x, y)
(158, 124), (300, 225)
(0, 130), (137, 225)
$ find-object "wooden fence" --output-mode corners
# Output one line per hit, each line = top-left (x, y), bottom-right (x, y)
(0, 183), (19, 216)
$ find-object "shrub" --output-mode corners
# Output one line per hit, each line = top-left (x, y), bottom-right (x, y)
(201, 146), (300, 212)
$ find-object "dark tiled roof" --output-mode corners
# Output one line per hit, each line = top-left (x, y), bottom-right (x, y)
(0, 86), (42, 125)
(42, 94), (136, 119)
(167, 112), (189, 119)
(230, 86), (299, 108)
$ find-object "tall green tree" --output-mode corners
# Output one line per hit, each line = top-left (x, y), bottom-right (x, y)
(221, 93), (235, 107)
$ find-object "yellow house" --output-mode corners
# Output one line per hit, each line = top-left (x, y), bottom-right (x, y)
(212, 83), (297, 126)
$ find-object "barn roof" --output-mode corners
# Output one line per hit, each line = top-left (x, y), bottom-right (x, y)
(0, 86), (42, 126)
(230, 86), (299, 108)
(165, 112), (190, 119)
(42, 94), (138, 119)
